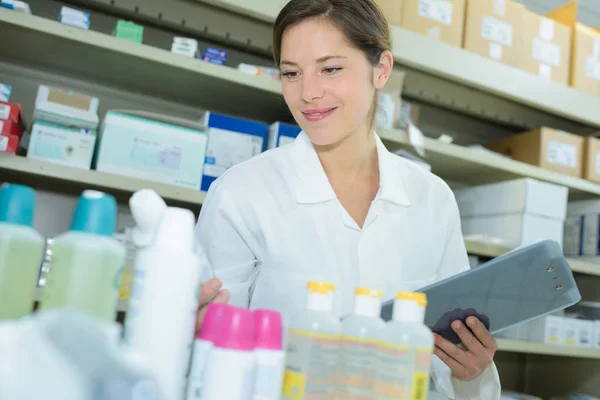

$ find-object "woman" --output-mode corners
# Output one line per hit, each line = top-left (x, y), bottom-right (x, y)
(195, 0), (501, 398)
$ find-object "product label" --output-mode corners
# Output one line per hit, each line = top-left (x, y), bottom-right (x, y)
(203, 127), (264, 178)
(579, 326), (592, 346)
(418, 0), (452, 25)
(594, 38), (600, 59)
(595, 153), (600, 175)
(0, 104), (9, 120)
(282, 329), (340, 400)
(565, 326), (577, 345)
(489, 43), (503, 60)
(539, 64), (552, 80)
(187, 340), (213, 399)
(482, 16), (513, 47)
(586, 56), (600, 80)
(493, 0), (506, 16)
(533, 38), (561, 67)
(373, 342), (412, 400)
(427, 26), (441, 40)
(254, 353), (285, 400)
(0, 135), (7, 152)
(338, 335), (379, 397)
(0, 120), (4, 133)
(411, 348), (433, 400)
(539, 17), (555, 41)
(547, 140), (577, 168)
(29, 124), (95, 168)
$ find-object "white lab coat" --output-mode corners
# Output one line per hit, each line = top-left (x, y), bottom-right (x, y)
(195, 132), (501, 399)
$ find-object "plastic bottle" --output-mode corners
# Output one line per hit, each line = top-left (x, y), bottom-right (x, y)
(40, 190), (125, 321)
(282, 281), (341, 400)
(374, 292), (434, 400)
(0, 183), (45, 319)
(201, 306), (257, 400)
(186, 303), (231, 400)
(338, 287), (385, 399)
(123, 207), (203, 400)
(253, 309), (285, 400)
(129, 189), (167, 249)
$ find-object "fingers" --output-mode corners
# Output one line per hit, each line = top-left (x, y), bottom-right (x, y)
(466, 317), (497, 351)
(199, 278), (222, 306)
(433, 331), (471, 366)
(433, 343), (469, 380)
(452, 320), (486, 356)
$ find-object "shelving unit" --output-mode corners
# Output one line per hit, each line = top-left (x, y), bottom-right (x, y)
(497, 339), (600, 360)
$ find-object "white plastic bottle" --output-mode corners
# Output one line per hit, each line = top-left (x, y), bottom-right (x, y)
(123, 207), (203, 400)
(253, 309), (285, 400)
(282, 281), (341, 400)
(186, 303), (231, 400)
(374, 292), (434, 400)
(129, 189), (167, 250)
(40, 190), (125, 321)
(338, 287), (385, 399)
(0, 183), (45, 319)
(201, 306), (257, 400)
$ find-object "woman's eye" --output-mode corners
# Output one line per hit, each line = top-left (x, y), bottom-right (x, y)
(323, 67), (342, 75)
(281, 71), (300, 80)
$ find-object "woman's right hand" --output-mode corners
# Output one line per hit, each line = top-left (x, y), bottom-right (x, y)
(196, 278), (230, 334)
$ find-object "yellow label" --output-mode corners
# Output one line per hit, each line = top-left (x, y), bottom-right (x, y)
(289, 329), (340, 340)
(118, 267), (134, 299)
(565, 338), (577, 345)
(377, 341), (411, 351)
(411, 372), (429, 400)
(341, 334), (379, 344)
(282, 370), (306, 400)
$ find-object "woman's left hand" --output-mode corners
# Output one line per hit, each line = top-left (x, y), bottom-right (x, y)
(433, 316), (497, 381)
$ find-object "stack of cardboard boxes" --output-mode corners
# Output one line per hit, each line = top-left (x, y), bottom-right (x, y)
(374, 0), (600, 96)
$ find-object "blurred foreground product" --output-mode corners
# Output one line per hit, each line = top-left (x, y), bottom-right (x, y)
(253, 309), (285, 400)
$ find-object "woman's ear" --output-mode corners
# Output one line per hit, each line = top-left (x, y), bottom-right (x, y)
(373, 50), (394, 90)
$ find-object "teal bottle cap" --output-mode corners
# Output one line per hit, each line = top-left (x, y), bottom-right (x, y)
(71, 190), (117, 237)
(0, 183), (36, 227)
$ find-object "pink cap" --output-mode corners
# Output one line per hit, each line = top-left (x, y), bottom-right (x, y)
(198, 303), (232, 342)
(253, 309), (283, 350)
(214, 307), (255, 351)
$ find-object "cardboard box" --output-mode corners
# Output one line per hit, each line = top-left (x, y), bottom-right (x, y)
(33, 86), (99, 130)
(520, 9), (571, 85)
(546, 1), (600, 97)
(0, 133), (18, 154)
(0, 101), (23, 125)
(486, 127), (585, 178)
(201, 112), (268, 191)
(463, 0), (525, 68)
(268, 122), (301, 149)
(399, 0), (466, 47)
(95, 111), (208, 190)
(564, 199), (600, 257)
(374, 0), (402, 26)
(27, 121), (96, 169)
(563, 214), (584, 257)
(583, 137), (600, 183)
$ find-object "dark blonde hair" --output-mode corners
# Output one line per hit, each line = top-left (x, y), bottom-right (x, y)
(273, 0), (392, 67)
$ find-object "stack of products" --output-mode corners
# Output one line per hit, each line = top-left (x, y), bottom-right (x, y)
(268, 122), (301, 149)
(172, 37), (198, 58)
(0, 100), (25, 154)
(237, 63), (281, 80)
(59, 6), (90, 29)
(0, 0), (30, 13)
(114, 20), (144, 43)
(201, 47), (228, 66)
(0, 83), (10, 102)
(27, 85), (99, 169)
(564, 199), (600, 257)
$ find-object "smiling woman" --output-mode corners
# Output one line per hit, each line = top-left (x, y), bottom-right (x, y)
(194, 1), (501, 399)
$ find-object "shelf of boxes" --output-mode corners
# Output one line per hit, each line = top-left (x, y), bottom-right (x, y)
(496, 339), (600, 359)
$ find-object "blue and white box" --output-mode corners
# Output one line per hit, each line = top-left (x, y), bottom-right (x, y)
(95, 111), (208, 190)
(204, 47), (228, 60)
(0, 84), (11, 102)
(201, 112), (268, 191)
(27, 121), (97, 169)
(268, 122), (301, 149)
(59, 6), (90, 29)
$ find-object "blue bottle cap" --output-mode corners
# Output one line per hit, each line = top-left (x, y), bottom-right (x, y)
(0, 183), (36, 227)
(71, 190), (117, 237)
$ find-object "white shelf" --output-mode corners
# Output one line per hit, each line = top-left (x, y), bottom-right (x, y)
(0, 10), (288, 122)
(378, 128), (600, 199)
(0, 153), (206, 205)
(497, 339), (600, 359)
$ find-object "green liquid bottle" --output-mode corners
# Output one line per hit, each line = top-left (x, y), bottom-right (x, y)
(0, 183), (45, 320)
(40, 190), (125, 322)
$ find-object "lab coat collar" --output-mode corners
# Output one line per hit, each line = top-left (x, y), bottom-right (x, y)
(291, 131), (411, 207)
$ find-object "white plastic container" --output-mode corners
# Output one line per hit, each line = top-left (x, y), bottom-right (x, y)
(253, 309), (285, 400)
(202, 306), (257, 400)
(0, 183), (45, 319)
(282, 281), (341, 400)
(339, 287), (385, 399)
(374, 292), (434, 400)
(186, 303), (230, 400)
(123, 207), (203, 400)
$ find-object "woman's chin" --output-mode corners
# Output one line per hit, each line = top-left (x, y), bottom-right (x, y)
(303, 129), (342, 147)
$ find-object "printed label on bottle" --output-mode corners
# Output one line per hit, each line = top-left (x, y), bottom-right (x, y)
(482, 16), (513, 47)
(418, 0), (452, 25)
(373, 342), (411, 400)
(0, 135), (7, 152)
(282, 329), (340, 400)
(0, 104), (9, 120)
(533, 38), (561, 67)
(547, 140), (577, 168)
(338, 335), (379, 398)
(411, 348), (433, 400)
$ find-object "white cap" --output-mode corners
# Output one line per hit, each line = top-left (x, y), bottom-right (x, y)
(129, 189), (167, 247)
(353, 288), (382, 318)
(392, 292), (427, 323)
(153, 207), (196, 253)
(305, 282), (335, 312)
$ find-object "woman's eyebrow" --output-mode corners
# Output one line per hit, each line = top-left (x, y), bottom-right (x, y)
(280, 55), (347, 66)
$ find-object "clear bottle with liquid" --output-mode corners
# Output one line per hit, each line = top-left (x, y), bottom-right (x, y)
(374, 292), (433, 400)
(338, 287), (385, 399)
(0, 183), (45, 319)
(282, 281), (341, 400)
(40, 190), (125, 321)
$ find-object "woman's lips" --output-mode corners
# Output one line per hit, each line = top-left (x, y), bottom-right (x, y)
(301, 107), (338, 122)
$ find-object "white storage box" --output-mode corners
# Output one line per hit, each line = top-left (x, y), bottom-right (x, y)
(594, 321), (600, 348)
(33, 86), (99, 130)
(577, 320), (595, 347)
(455, 179), (568, 248)
(527, 315), (563, 345)
(564, 318), (579, 346)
